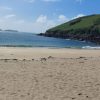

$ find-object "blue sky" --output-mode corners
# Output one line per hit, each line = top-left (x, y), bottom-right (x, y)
(0, 0), (100, 33)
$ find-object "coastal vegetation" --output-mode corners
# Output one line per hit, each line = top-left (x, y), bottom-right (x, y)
(39, 14), (100, 44)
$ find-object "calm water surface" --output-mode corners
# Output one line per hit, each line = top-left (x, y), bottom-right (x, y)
(0, 31), (99, 49)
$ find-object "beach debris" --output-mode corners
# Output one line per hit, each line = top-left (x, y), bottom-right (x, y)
(86, 96), (89, 98)
(41, 58), (47, 61)
(72, 97), (76, 99)
(32, 59), (34, 61)
(4, 59), (10, 60)
(23, 59), (26, 61)
(48, 56), (54, 59)
(79, 56), (86, 59)
(79, 61), (84, 63)
(4, 59), (10, 62)
(12, 59), (18, 61)
(84, 58), (88, 60)
(78, 93), (82, 95)
(76, 56), (86, 59)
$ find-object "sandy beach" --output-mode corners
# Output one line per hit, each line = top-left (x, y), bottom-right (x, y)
(0, 47), (100, 100)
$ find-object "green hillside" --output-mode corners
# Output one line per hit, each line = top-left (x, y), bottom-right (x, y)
(40, 14), (100, 44)
(48, 14), (100, 31)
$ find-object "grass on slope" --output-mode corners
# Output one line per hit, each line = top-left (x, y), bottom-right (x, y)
(48, 14), (100, 31)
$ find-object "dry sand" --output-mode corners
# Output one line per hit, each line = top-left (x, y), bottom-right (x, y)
(0, 47), (100, 100)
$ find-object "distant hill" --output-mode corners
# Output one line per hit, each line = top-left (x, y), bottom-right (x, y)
(39, 14), (100, 44)
(0, 29), (18, 32)
(4, 30), (18, 32)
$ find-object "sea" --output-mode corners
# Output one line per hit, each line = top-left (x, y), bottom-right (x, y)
(0, 31), (100, 49)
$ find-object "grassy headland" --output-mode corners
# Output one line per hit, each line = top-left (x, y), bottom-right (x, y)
(39, 14), (100, 44)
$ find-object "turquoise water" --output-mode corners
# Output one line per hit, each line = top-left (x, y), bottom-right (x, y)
(0, 31), (99, 49)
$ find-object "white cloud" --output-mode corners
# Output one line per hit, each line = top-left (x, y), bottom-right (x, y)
(36, 15), (56, 32)
(0, 13), (86, 33)
(36, 15), (47, 23)
(4, 14), (16, 19)
(0, 14), (56, 33)
(23, 0), (83, 3)
(73, 14), (85, 19)
(58, 15), (69, 22)
(76, 0), (84, 3)
(24, 0), (61, 3)
(0, 6), (12, 16)
(42, 0), (61, 2)
(24, 0), (35, 3)
(0, 6), (12, 11)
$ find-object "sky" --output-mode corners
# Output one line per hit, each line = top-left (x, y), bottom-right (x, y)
(0, 0), (100, 33)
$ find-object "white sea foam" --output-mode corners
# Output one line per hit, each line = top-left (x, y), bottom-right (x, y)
(82, 46), (100, 49)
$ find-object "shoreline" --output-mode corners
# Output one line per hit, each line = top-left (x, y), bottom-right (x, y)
(0, 45), (100, 49)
